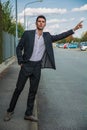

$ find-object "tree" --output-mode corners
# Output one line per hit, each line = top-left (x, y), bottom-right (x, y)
(2, 0), (13, 32)
(73, 37), (81, 43)
(58, 38), (66, 43)
(81, 31), (87, 42)
(2, 0), (24, 37)
(65, 35), (74, 43)
(17, 23), (24, 38)
(8, 22), (24, 38)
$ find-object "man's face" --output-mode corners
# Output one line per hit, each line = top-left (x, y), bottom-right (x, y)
(36, 18), (46, 30)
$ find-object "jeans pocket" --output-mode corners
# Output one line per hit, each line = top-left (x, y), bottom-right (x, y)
(22, 64), (33, 76)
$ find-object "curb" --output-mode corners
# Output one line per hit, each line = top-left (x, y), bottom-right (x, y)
(0, 56), (16, 73)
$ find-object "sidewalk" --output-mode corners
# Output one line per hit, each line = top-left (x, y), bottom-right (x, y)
(0, 61), (38, 130)
(0, 56), (16, 74)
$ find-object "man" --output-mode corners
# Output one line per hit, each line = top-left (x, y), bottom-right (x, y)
(4, 15), (83, 122)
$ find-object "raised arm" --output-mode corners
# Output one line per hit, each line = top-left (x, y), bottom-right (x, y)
(51, 21), (83, 42)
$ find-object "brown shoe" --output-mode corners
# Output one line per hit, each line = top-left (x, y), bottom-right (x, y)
(24, 115), (38, 122)
(4, 112), (14, 121)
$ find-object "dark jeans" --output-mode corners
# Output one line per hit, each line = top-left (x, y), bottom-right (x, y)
(7, 61), (41, 116)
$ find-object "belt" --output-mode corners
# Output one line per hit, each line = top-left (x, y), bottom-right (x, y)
(25, 60), (41, 67)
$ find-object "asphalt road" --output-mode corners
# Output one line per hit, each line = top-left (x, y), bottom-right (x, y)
(37, 48), (87, 130)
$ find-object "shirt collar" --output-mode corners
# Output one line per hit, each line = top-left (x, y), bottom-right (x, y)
(35, 29), (43, 36)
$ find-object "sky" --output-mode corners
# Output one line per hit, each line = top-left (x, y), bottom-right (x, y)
(1, 0), (87, 38)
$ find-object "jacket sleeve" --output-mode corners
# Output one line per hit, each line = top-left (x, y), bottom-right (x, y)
(51, 29), (74, 42)
(16, 31), (26, 65)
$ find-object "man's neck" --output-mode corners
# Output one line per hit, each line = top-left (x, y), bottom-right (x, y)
(37, 29), (43, 36)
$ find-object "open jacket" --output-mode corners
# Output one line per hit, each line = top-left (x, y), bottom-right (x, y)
(16, 29), (74, 69)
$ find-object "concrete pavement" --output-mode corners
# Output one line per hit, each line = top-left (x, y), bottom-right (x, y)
(0, 60), (38, 130)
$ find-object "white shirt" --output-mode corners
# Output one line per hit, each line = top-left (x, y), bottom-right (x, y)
(30, 30), (45, 61)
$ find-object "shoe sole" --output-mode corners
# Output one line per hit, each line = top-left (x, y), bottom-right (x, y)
(24, 117), (38, 122)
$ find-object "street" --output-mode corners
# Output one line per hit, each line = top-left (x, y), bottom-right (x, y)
(37, 48), (87, 130)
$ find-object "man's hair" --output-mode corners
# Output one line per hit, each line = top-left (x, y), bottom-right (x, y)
(36, 15), (46, 22)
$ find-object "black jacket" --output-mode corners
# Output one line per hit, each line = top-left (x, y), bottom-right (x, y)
(16, 29), (74, 69)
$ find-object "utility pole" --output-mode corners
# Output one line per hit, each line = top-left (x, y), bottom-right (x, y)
(15, 0), (18, 46)
(0, 1), (3, 63)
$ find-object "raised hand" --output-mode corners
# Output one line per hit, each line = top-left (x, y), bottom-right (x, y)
(73, 21), (83, 31)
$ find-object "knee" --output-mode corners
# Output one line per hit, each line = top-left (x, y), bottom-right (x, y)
(14, 85), (24, 94)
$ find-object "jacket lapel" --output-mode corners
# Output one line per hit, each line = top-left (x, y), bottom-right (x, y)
(30, 30), (35, 49)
